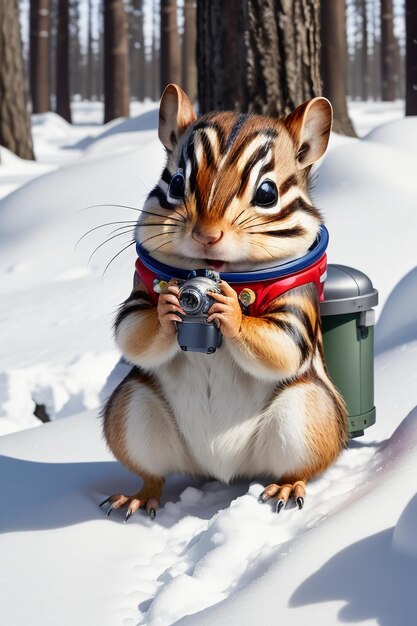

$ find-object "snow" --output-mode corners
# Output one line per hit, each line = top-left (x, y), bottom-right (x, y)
(1, 100), (417, 625)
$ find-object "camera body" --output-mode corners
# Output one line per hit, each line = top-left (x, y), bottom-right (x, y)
(177, 270), (222, 354)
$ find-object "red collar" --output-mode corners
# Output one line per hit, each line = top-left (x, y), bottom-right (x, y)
(135, 253), (327, 317)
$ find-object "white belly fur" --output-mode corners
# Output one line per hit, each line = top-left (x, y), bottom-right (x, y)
(155, 343), (310, 483)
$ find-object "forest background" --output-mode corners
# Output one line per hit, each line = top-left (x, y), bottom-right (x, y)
(0, 0), (416, 165)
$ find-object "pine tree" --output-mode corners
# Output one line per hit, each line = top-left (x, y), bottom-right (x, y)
(30, 0), (51, 113)
(182, 0), (197, 102)
(0, 0), (35, 160)
(56, 0), (71, 121)
(103, 0), (130, 121)
(381, 0), (397, 101)
(405, 0), (417, 114)
(160, 0), (180, 89)
(128, 0), (145, 101)
(321, 0), (356, 135)
(197, 0), (322, 117)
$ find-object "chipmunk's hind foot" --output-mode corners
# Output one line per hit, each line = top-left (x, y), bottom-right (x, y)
(99, 477), (164, 522)
(258, 480), (306, 513)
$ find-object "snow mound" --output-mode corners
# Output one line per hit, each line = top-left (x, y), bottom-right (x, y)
(316, 121), (417, 314)
(0, 352), (117, 435)
(392, 492), (417, 560)
(376, 265), (417, 354)
(31, 111), (74, 139)
(364, 116), (417, 155)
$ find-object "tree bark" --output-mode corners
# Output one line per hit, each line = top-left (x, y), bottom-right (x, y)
(56, 0), (71, 122)
(69, 1), (83, 99)
(0, 0), (35, 159)
(197, 0), (322, 117)
(405, 0), (417, 115)
(380, 0), (396, 101)
(182, 0), (197, 102)
(321, 0), (356, 135)
(359, 0), (369, 101)
(129, 0), (145, 101)
(150, 0), (160, 99)
(103, 0), (130, 122)
(30, 0), (51, 113)
(85, 0), (94, 100)
(160, 0), (180, 89)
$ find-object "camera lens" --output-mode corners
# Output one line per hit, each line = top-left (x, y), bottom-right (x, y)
(179, 289), (201, 313)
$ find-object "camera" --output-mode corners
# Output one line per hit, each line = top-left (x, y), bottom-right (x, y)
(177, 270), (222, 354)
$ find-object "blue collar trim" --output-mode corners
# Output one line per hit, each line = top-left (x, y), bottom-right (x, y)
(136, 224), (329, 284)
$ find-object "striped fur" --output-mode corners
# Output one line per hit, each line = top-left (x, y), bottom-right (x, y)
(103, 86), (348, 508)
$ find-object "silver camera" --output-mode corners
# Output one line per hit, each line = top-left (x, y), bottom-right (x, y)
(177, 270), (222, 354)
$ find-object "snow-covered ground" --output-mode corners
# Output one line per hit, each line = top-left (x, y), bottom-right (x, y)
(1, 99), (417, 626)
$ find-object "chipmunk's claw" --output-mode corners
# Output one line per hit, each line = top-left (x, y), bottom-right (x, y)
(259, 481), (307, 513)
(124, 508), (133, 523)
(258, 492), (270, 503)
(296, 496), (304, 510)
(100, 482), (163, 522)
(276, 499), (286, 514)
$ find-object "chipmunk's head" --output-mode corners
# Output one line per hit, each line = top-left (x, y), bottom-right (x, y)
(136, 84), (332, 272)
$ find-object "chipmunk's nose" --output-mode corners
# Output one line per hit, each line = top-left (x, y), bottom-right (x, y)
(192, 226), (223, 245)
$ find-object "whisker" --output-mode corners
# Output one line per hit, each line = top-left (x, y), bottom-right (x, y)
(107, 224), (137, 237)
(236, 213), (261, 228)
(102, 239), (136, 277)
(231, 208), (248, 226)
(241, 216), (284, 231)
(88, 231), (138, 264)
(138, 208), (186, 224)
(249, 241), (276, 259)
(79, 203), (141, 214)
(150, 234), (183, 253)
(139, 230), (179, 247)
(75, 220), (137, 250)
(79, 203), (188, 226)
(247, 234), (288, 245)
(136, 222), (182, 228)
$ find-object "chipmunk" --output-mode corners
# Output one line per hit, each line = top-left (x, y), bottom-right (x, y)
(101, 84), (348, 521)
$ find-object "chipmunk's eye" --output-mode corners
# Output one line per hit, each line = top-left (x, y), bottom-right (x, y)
(168, 172), (185, 202)
(253, 180), (278, 208)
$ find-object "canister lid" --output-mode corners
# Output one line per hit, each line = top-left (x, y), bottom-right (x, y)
(320, 264), (378, 316)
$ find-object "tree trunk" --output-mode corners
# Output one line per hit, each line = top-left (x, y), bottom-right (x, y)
(0, 0), (35, 160)
(380, 0), (396, 101)
(182, 0), (197, 102)
(69, 0), (82, 99)
(321, 0), (356, 135)
(98, 10), (104, 101)
(85, 0), (94, 100)
(129, 0), (145, 101)
(197, 0), (322, 117)
(359, 0), (369, 101)
(160, 0), (180, 89)
(137, 0), (146, 101)
(150, 0), (160, 99)
(103, 0), (130, 122)
(56, 0), (71, 122)
(405, 0), (417, 115)
(370, 0), (381, 101)
(30, 0), (50, 113)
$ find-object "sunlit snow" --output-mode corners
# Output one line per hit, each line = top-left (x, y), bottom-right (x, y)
(1, 100), (416, 626)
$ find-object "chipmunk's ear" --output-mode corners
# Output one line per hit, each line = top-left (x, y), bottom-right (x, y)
(158, 84), (197, 151)
(285, 97), (333, 169)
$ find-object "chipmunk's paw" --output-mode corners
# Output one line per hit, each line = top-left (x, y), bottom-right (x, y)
(258, 481), (306, 513)
(99, 479), (163, 522)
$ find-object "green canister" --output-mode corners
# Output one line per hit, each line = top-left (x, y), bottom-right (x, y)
(320, 265), (378, 438)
